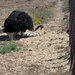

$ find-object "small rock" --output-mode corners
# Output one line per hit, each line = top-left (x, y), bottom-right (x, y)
(50, 39), (53, 41)
(44, 31), (46, 34)
(29, 49), (32, 51)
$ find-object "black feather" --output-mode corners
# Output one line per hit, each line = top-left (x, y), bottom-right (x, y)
(3, 10), (34, 33)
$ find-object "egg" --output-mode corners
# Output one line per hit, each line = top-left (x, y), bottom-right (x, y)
(23, 32), (41, 37)
(30, 34), (35, 37)
(38, 32), (41, 35)
(23, 32), (27, 36)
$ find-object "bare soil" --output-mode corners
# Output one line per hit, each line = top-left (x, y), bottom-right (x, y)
(0, 0), (70, 75)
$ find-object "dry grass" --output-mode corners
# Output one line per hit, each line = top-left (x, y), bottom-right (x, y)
(0, 0), (56, 26)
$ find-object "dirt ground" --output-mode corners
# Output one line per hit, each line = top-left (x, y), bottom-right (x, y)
(0, 0), (70, 75)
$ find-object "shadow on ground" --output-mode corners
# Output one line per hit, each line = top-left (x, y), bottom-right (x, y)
(0, 35), (30, 41)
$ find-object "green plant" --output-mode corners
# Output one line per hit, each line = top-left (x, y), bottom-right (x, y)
(61, 55), (69, 59)
(0, 41), (20, 54)
(33, 19), (41, 25)
(0, 41), (7, 45)
(63, 55), (69, 59)
(25, 49), (28, 51)
(28, 6), (53, 25)
(33, 16), (45, 25)
(62, 20), (69, 30)
(62, 0), (69, 12)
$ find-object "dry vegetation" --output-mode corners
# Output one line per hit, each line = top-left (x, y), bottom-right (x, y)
(0, 0), (56, 26)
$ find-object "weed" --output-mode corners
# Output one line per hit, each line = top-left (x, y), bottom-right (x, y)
(0, 41), (20, 54)
(61, 55), (69, 59)
(28, 5), (53, 25)
(62, 20), (69, 30)
(63, 55), (69, 59)
(33, 19), (41, 25)
(33, 16), (46, 25)
(0, 41), (7, 45)
(25, 49), (28, 51)
(63, 20), (69, 26)
(62, 0), (69, 12)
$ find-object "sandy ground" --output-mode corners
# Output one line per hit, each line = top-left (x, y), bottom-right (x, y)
(0, 0), (70, 75)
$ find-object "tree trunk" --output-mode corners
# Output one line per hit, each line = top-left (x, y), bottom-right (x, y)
(69, 0), (75, 75)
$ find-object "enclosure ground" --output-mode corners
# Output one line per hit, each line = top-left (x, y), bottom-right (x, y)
(0, 0), (69, 75)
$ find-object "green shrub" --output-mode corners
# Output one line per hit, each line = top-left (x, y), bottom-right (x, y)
(0, 41), (20, 54)
(33, 19), (41, 25)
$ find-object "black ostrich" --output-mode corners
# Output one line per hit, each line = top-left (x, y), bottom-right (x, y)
(3, 10), (44, 39)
